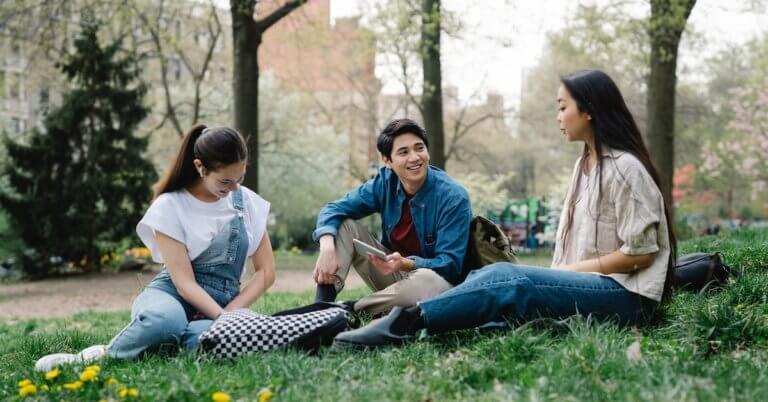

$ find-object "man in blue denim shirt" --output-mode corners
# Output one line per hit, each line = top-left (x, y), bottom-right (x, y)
(312, 119), (472, 315)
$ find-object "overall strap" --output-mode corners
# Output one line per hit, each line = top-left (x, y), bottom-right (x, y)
(232, 188), (244, 213)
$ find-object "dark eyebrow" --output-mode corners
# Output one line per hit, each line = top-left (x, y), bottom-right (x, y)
(557, 98), (564, 103)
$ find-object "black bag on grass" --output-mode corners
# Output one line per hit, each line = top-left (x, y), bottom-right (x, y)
(672, 252), (737, 292)
(198, 302), (354, 358)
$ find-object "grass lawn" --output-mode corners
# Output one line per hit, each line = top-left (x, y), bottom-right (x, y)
(2, 230), (767, 401)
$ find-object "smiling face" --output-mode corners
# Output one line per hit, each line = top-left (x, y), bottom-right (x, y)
(557, 85), (593, 144)
(383, 133), (430, 194)
(194, 159), (247, 199)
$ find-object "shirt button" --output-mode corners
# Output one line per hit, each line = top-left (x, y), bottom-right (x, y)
(229, 257), (234, 262)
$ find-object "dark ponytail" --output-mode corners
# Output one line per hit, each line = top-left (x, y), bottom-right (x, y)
(153, 124), (248, 199)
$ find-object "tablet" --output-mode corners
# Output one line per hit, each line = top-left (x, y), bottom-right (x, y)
(352, 238), (388, 259)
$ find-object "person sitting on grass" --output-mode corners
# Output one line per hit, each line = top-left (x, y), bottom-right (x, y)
(34, 124), (276, 371)
(332, 69), (677, 350)
(312, 118), (473, 316)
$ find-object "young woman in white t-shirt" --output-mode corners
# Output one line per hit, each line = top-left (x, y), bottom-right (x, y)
(35, 124), (275, 370)
(332, 70), (678, 350)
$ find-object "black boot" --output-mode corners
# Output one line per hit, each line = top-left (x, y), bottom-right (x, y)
(331, 305), (424, 351)
(315, 284), (337, 303)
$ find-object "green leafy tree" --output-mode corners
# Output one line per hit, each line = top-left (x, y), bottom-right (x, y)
(0, 21), (156, 276)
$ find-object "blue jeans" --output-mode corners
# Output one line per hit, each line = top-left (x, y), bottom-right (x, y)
(107, 288), (214, 358)
(419, 263), (658, 333)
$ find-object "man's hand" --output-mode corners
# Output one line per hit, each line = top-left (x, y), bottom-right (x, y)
(313, 235), (339, 284)
(369, 252), (414, 275)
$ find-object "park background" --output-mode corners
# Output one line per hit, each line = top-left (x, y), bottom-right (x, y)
(1, 0), (767, 401)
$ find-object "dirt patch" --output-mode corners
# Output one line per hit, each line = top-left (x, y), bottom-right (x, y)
(0, 266), (365, 321)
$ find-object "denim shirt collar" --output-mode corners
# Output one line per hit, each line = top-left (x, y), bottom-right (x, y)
(395, 166), (435, 207)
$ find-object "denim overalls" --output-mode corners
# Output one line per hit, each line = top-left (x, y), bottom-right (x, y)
(108, 189), (249, 359)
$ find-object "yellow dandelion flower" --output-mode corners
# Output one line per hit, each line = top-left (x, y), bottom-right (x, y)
(45, 367), (61, 381)
(212, 391), (232, 402)
(105, 377), (119, 385)
(63, 380), (84, 391)
(258, 388), (274, 402)
(128, 388), (139, 397)
(19, 384), (37, 397)
(18, 379), (33, 388)
(86, 364), (101, 373)
(80, 368), (98, 382)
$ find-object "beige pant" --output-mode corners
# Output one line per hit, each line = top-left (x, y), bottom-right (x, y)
(333, 219), (453, 316)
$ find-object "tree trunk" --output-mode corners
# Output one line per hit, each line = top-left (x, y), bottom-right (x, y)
(230, 0), (305, 192)
(421, 0), (446, 170)
(646, 0), (696, 217)
(231, 0), (261, 191)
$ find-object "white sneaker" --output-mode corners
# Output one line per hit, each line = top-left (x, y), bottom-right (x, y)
(34, 345), (108, 372)
(34, 353), (78, 372)
(78, 345), (108, 362)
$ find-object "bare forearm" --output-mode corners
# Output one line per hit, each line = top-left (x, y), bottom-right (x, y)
(227, 266), (275, 310)
(177, 281), (224, 319)
(319, 235), (335, 251)
(228, 233), (276, 310)
(567, 250), (656, 274)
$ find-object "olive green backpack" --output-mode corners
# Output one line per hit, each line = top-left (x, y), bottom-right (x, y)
(463, 216), (518, 272)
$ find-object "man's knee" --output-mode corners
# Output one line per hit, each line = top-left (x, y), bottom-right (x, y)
(338, 219), (360, 236)
(392, 269), (452, 306)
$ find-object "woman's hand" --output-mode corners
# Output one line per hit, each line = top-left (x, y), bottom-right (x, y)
(156, 232), (224, 319)
(565, 250), (657, 274)
(226, 233), (276, 310)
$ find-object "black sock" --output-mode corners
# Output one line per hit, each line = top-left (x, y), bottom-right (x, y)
(390, 305), (425, 335)
(315, 284), (337, 303)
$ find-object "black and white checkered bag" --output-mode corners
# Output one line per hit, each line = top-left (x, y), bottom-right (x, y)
(198, 302), (353, 358)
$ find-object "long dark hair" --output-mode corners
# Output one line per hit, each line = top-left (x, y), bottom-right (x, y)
(559, 69), (677, 302)
(153, 124), (248, 198)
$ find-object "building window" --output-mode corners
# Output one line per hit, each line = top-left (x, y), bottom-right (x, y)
(11, 117), (26, 134)
(8, 72), (23, 100)
(10, 40), (21, 57)
(39, 89), (50, 110)
(168, 58), (182, 81)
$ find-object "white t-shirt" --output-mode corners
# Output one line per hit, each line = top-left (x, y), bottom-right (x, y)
(136, 186), (270, 264)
